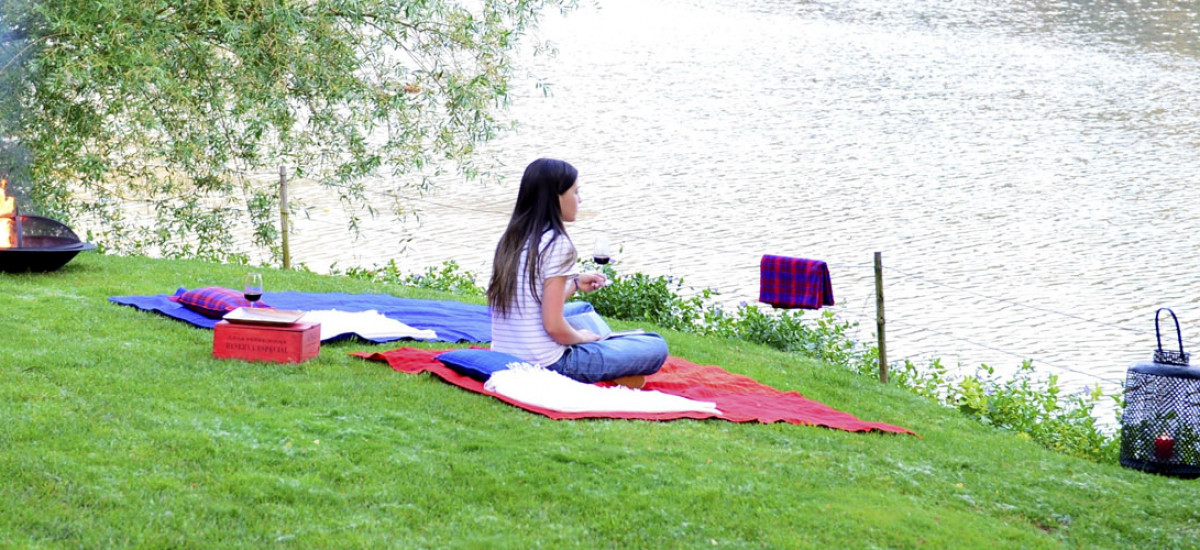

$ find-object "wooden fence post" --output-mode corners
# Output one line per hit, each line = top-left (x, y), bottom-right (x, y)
(279, 166), (291, 270)
(875, 251), (888, 383)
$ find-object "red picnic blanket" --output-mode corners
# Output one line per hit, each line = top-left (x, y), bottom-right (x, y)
(353, 347), (914, 435)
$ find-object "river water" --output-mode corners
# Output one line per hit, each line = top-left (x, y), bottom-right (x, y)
(274, 0), (1200, 404)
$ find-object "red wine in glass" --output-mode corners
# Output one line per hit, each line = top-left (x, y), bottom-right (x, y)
(593, 236), (610, 265)
(244, 273), (263, 306)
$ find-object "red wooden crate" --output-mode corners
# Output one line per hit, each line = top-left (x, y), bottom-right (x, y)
(213, 321), (321, 364)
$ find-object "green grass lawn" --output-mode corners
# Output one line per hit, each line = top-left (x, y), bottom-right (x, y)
(1, 253), (1196, 549)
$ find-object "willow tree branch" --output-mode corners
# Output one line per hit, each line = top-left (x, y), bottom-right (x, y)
(0, 32), (64, 76)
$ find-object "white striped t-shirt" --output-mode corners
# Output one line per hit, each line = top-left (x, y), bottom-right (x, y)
(490, 229), (580, 367)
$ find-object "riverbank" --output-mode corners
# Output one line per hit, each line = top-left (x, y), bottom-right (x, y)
(66, 0), (1200, 443)
(0, 252), (1194, 548)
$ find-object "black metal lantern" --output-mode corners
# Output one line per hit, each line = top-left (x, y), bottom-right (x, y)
(1120, 308), (1197, 478)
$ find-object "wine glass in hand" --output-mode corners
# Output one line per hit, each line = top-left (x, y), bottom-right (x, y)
(244, 272), (264, 307)
(593, 235), (611, 265)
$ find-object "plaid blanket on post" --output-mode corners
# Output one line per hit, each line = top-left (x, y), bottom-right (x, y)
(758, 255), (835, 310)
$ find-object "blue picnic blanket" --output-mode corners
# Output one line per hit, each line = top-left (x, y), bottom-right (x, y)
(109, 290), (491, 343)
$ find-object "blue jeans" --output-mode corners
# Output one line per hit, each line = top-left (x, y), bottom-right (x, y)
(547, 333), (669, 384)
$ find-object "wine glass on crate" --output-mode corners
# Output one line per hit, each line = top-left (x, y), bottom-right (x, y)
(243, 272), (264, 307)
(593, 235), (611, 265)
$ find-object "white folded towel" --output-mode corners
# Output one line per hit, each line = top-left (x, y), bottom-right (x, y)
(483, 363), (720, 415)
(298, 309), (438, 341)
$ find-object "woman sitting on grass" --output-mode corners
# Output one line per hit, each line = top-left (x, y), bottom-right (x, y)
(487, 158), (668, 388)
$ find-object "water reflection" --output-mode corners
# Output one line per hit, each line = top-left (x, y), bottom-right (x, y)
(749, 0), (1200, 59)
(1053, 0), (1200, 55)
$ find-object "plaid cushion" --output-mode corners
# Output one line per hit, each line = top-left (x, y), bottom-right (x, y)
(168, 286), (268, 319)
(758, 255), (834, 310)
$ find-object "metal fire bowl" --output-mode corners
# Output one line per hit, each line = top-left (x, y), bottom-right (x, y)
(0, 215), (97, 272)
(0, 238), (97, 273)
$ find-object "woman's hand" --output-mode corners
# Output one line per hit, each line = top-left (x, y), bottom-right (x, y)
(575, 272), (608, 293)
(544, 275), (602, 345)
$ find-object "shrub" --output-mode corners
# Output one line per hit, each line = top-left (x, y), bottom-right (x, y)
(582, 263), (710, 333)
(331, 259), (484, 297)
(891, 358), (1122, 463)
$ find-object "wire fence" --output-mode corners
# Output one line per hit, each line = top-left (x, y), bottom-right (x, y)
(101, 184), (1196, 391)
(382, 192), (1192, 389)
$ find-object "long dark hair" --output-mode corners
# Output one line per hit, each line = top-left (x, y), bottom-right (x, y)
(487, 158), (579, 316)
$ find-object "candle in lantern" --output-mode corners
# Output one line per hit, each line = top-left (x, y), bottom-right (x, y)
(1155, 432), (1175, 461)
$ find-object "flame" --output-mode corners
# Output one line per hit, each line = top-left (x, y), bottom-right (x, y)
(0, 178), (16, 248)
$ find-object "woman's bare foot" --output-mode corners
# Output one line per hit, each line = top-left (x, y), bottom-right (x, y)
(610, 375), (646, 389)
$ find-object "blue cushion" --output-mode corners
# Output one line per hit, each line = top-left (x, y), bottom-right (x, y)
(564, 301), (613, 338)
(436, 349), (529, 381)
